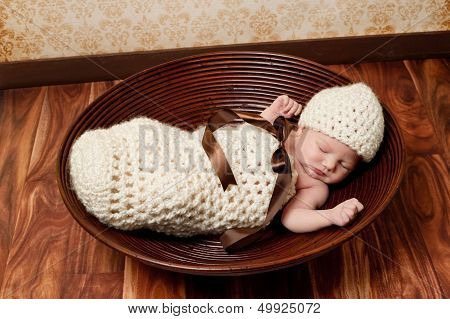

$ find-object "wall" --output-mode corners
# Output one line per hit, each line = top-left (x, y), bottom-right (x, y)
(0, 0), (448, 62)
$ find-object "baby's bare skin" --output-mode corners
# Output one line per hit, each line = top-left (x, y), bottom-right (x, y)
(260, 95), (364, 233)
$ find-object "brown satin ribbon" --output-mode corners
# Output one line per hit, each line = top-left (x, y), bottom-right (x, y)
(201, 109), (298, 251)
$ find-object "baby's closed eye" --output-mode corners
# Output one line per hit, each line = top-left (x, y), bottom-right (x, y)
(340, 161), (349, 170)
(318, 143), (328, 153)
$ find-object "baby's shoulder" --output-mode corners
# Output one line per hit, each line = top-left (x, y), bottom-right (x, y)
(294, 183), (329, 209)
(296, 181), (328, 194)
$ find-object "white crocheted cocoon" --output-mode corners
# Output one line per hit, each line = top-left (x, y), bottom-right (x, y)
(69, 117), (298, 237)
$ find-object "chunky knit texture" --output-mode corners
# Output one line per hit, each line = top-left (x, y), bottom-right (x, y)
(299, 82), (384, 162)
(69, 117), (298, 237)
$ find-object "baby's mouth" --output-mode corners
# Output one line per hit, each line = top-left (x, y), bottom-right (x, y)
(311, 166), (326, 177)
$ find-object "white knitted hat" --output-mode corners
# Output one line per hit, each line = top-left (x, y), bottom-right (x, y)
(298, 82), (384, 163)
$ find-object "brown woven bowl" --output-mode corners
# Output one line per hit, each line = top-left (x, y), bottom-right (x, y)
(56, 51), (406, 276)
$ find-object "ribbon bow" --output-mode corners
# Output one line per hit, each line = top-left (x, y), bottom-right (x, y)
(201, 109), (298, 251)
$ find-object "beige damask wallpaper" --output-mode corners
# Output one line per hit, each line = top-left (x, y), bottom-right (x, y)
(0, 0), (448, 62)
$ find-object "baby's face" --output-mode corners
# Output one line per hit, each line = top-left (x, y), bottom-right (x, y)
(294, 128), (360, 184)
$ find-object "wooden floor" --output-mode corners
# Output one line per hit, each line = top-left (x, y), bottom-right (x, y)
(0, 59), (448, 298)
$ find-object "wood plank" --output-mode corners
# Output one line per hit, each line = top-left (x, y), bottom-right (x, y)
(122, 258), (186, 298)
(0, 83), (125, 297)
(402, 59), (449, 297)
(61, 273), (123, 298)
(0, 87), (47, 297)
(1, 84), (90, 297)
(397, 154), (449, 297)
(404, 59), (449, 164)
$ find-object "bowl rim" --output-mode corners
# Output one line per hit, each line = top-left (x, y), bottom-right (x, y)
(56, 50), (407, 275)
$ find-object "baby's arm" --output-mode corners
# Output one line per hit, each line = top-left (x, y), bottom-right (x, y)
(281, 185), (364, 233)
(260, 95), (302, 124)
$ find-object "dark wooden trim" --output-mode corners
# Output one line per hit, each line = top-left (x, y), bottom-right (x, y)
(1, 31), (449, 90)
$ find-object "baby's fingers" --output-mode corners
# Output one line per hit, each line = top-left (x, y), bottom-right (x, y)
(338, 209), (352, 225)
(278, 95), (289, 107)
(356, 201), (364, 212)
(294, 103), (303, 116)
(340, 208), (357, 225)
(287, 101), (299, 116)
(282, 98), (294, 113)
(349, 198), (364, 212)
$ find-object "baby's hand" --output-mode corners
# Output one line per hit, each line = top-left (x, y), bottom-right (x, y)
(268, 95), (303, 118)
(327, 198), (364, 227)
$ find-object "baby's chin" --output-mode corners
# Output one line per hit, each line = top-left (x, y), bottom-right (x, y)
(305, 166), (348, 184)
(301, 163), (328, 184)
(311, 173), (330, 184)
(322, 173), (352, 184)
(297, 159), (352, 184)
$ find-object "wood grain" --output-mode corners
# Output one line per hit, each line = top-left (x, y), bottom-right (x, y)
(2, 31), (449, 90)
(0, 59), (448, 298)
(123, 258), (186, 299)
(0, 83), (125, 298)
(402, 59), (449, 297)
(356, 61), (448, 298)
(404, 59), (449, 164)
(61, 273), (124, 298)
(0, 87), (48, 297)
(316, 61), (448, 298)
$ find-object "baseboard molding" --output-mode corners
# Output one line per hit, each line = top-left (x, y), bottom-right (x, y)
(1, 31), (449, 90)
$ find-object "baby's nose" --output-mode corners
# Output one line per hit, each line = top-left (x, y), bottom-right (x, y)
(323, 158), (337, 171)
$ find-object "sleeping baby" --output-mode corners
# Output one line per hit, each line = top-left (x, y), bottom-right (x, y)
(69, 82), (384, 250)
(263, 83), (384, 233)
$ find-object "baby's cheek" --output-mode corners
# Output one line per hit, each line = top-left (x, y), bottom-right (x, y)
(310, 151), (323, 164)
(299, 142), (315, 161)
(333, 170), (350, 183)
